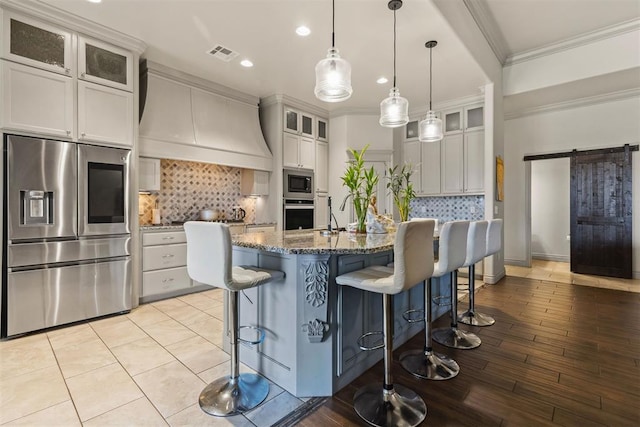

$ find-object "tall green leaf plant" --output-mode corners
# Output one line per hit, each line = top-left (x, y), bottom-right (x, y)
(341, 145), (379, 233)
(387, 163), (416, 222)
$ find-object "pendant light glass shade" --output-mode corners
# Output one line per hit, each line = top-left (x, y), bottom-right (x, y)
(314, 0), (352, 103)
(380, 1), (408, 128)
(380, 87), (409, 127)
(419, 40), (443, 141)
(419, 110), (443, 142)
(315, 48), (352, 102)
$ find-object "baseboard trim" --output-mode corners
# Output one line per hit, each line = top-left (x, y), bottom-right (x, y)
(532, 254), (570, 263)
(505, 258), (529, 267)
(484, 269), (506, 285)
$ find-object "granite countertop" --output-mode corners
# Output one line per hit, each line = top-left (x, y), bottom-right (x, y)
(232, 229), (397, 255)
(140, 222), (276, 231)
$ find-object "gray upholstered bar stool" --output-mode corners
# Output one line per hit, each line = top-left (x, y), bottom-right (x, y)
(335, 220), (435, 427)
(400, 220), (466, 380)
(432, 220), (482, 350)
(184, 222), (284, 417)
(458, 220), (495, 327)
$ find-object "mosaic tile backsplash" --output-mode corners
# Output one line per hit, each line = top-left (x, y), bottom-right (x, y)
(409, 195), (485, 223)
(139, 159), (256, 225)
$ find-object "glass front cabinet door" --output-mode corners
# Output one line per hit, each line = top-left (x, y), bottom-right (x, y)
(2, 13), (72, 75)
(78, 36), (133, 92)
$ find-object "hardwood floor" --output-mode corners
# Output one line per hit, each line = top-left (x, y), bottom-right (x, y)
(302, 276), (640, 426)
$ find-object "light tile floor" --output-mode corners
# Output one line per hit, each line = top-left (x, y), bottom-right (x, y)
(505, 259), (640, 293)
(0, 288), (305, 426)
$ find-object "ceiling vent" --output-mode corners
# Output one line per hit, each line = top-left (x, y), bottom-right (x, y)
(207, 45), (239, 62)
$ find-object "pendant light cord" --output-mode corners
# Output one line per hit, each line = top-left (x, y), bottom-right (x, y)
(429, 46), (433, 110)
(332, 0), (335, 48)
(393, 8), (397, 88)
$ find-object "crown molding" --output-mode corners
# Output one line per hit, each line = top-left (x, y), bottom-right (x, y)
(504, 87), (640, 120)
(505, 19), (640, 66)
(463, 0), (509, 65)
(329, 107), (379, 118)
(259, 94), (329, 118)
(0, 0), (146, 54)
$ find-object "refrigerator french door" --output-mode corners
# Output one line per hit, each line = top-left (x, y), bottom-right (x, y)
(2, 135), (132, 338)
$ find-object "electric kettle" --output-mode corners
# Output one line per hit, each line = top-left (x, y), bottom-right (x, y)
(233, 207), (246, 221)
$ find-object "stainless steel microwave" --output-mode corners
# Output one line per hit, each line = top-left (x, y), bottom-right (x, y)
(283, 168), (314, 200)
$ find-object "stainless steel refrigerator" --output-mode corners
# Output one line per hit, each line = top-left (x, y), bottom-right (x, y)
(2, 134), (132, 338)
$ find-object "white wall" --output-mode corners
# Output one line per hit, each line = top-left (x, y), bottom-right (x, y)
(504, 95), (640, 277)
(328, 114), (393, 228)
(531, 158), (570, 261)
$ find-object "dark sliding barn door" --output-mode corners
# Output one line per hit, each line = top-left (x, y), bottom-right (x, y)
(570, 146), (633, 278)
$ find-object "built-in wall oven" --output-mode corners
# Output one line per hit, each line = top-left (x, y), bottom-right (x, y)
(284, 199), (315, 230)
(2, 134), (132, 338)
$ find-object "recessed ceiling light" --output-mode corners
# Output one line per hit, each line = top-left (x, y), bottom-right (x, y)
(87, 0), (102, 3)
(240, 59), (254, 68)
(296, 26), (311, 36)
(376, 77), (388, 84)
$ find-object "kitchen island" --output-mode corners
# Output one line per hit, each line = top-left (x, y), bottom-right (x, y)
(228, 229), (452, 397)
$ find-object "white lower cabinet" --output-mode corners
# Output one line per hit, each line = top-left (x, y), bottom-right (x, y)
(1, 60), (73, 138)
(142, 230), (193, 300)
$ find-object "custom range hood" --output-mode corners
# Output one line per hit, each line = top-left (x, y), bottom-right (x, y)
(139, 60), (273, 171)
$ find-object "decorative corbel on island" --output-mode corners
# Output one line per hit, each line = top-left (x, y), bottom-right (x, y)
(224, 229), (452, 397)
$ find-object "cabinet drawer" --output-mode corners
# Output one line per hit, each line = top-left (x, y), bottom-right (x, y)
(143, 244), (187, 271)
(143, 231), (186, 246)
(143, 267), (191, 297)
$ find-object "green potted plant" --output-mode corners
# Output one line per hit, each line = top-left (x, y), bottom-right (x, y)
(387, 163), (416, 222)
(341, 145), (379, 233)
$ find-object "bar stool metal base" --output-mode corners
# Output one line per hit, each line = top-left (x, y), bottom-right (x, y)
(432, 327), (481, 350)
(199, 373), (269, 417)
(457, 310), (495, 327)
(353, 383), (427, 427)
(399, 349), (460, 380)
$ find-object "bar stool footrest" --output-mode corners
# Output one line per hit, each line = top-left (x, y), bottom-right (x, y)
(357, 331), (384, 351)
(402, 309), (425, 323)
(238, 326), (265, 345)
(432, 295), (452, 307)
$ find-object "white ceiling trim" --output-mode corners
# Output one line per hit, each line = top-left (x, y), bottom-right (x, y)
(505, 19), (640, 66)
(463, 0), (510, 65)
(504, 87), (640, 120)
(0, 0), (146, 54)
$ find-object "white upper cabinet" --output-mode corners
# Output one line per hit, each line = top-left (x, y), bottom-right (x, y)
(405, 120), (419, 140)
(315, 192), (328, 229)
(139, 157), (161, 192)
(441, 133), (465, 194)
(241, 169), (269, 196)
(1, 60), (73, 138)
(283, 106), (314, 138)
(315, 140), (328, 192)
(403, 139), (422, 194)
(464, 130), (484, 193)
(78, 36), (133, 92)
(465, 105), (484, 130)
(283, 133), (314, 169)
(2, 12), (72, 76)
(443, 109), (463, 134)
(421, 140), (441, 195)
(316, 117), (328, 141)
(78, 81), (133, 146)
(139, 74), (195, 145)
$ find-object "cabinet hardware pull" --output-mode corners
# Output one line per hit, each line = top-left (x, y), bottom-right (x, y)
(65, 68), (70, 74)
(162, 236), (175, 240)
(81, 132), (86, 137)
(162, 254), (174, 258)
(66, 130), (71, 136)
(81, 72), (85, 77)
(162, 278), (174, 283)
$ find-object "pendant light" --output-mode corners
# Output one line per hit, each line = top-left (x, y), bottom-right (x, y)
(379, 0), (408, 128)
(419, 40), (443, 141)
(315, 0), (352, 102)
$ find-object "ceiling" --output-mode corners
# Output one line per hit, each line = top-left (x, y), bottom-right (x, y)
(41, 0), (640, 114)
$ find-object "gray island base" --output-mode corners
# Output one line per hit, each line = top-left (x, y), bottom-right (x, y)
(225, 229), (452, 397)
